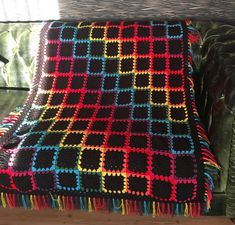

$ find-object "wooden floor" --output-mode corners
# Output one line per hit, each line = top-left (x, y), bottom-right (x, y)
(0, 208), (233, 225)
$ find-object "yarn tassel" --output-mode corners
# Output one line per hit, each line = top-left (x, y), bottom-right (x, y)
(186, 20), (201, 45)
(198, 203), (201, 217)
(30, 195), (34, 210)
(0, 109), (21, 138)
(5, 193), (13, 208)
(57, 195), (63, 211)
(66, 196), (70, 210)
(79, 197), (84, 211)
(70, 196), (74, 210)
(50, 195), (56, 208)
(12, 194), (17, 208)
(112, 199), (117, 213)
(138, 201), (143, 215)
(8, 194), (13, 208)
(32, 195), (36, 210)
(152, 201), (156, 218)
(34, 195), (39, 210)
(61, 196), (65, 210)
(189, 31), (200, 44)
(88, 197), (92, 212)
(167, 203), (171, 216)
(175, 203), (179, 215)
(184, 203), (189, 217)
(121, 199), (125, 215)
(186, 37), (220, 215)
(0, 192), (206, 217)
(143, 201), (148, 215)
(83, 197), (87, 210)
(156, 202), (161, 216)
(205, 182), (212, 211)
(189, 203), (193, 217)
(21, 195), (27, 209)
(37, 195), (42, 209)
(93, 197), (97, 212)
(1, 193), (6, 208)
(43, 195), (49, 208)
(193, 203), (197, 217)
(97, 198), (101, 210)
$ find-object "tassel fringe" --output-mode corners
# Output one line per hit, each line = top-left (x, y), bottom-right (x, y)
(186, 20), (201, 45)
(0, 110), (21, 138)
(187, 22), (220, 214)
(0, 192), (202, 217)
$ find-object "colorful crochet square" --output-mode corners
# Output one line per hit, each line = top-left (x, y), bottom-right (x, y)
(0, 21), (219, 216)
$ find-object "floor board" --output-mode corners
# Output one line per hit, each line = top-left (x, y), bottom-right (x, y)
(0, 207), (233, 225)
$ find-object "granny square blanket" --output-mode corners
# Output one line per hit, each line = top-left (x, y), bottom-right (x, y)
(0, 21), (218, 216)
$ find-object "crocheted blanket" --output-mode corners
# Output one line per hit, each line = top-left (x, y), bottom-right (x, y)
(0, 21), (219, 216)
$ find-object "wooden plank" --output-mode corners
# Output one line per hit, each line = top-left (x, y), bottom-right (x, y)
(0, 207), (233, 225)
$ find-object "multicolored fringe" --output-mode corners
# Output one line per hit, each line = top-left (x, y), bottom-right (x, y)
(186, 20), (201, 45)
(0, 108), (21, 138)
(186, 22), (220, 213)
(0, 192), (202, 217)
